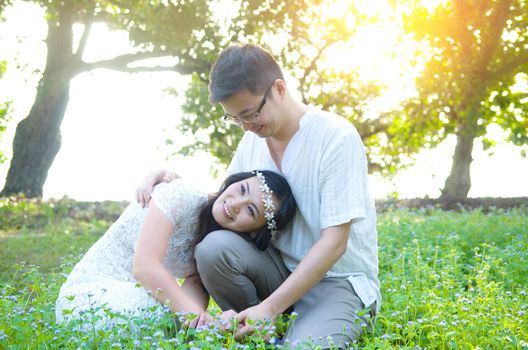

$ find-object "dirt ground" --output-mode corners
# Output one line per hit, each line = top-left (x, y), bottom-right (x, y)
(375, 196), (528, 212)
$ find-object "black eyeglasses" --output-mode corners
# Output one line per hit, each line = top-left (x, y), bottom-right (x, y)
(223, 83), (273, 126)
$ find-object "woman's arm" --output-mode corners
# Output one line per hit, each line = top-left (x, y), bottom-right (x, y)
(135, 170), (180, 207)
(181, 274), (209, 311)
(132, 200), (203, 314)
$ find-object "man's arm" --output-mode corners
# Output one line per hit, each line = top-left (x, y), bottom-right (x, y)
(135, 170), (180, 207)
(235, 221), (351, 336)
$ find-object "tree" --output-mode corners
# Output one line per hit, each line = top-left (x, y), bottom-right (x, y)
(0, 60), (11, 165)
(402, 0), (528, 200)
(1, 0), (220, 197)
(1, 4), (12, 165)
(3, 0), (381, 197)
(175, 1), (422, 174)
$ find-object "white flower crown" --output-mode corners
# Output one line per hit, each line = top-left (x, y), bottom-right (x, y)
(253, 171), (278, 239)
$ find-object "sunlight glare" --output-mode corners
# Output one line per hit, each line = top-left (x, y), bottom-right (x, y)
(1, 0), (527, 200)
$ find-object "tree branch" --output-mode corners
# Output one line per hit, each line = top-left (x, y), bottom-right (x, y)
(75, 21), (92, 59)
(477, 0), (514, 69)
(453, 0), (473, 59)
(74, 51), (201, 76)
(357, 117), (391, 139)
(488, 51), (528, 84)
(298, 40), (333, 103)
(94, 65), (197, 74)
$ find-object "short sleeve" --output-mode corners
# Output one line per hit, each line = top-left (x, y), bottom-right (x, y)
(227, 133), (248, 175)
(150, 180), (201, 227)
(319, 131), (368, 229)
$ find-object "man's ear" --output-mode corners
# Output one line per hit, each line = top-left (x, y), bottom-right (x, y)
(273, 79), (287, 100)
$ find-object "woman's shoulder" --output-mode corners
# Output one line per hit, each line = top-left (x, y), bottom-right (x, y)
(152, 179), (204, 198)
(151, 180), (207, 217)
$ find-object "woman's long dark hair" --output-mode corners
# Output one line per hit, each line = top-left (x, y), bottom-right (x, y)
(191, 170), (297, 251)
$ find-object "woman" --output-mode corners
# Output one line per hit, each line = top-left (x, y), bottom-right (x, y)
(55, 170), (296, 328)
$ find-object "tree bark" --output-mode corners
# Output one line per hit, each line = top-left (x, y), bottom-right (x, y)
(441, 127), (475, 201)
(0, 4), (202, 197)
(441, 105), (479, 201)
(1, 7), (74, 197)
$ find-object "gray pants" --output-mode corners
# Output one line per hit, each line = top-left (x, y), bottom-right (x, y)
(195, 230), (375, 348)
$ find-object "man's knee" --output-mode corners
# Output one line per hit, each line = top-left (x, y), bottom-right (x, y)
(194, 230), (249, 275)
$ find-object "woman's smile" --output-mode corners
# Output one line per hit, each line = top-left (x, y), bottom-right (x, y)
(212, 176), (275, 233)
(223, 201), (233, 220)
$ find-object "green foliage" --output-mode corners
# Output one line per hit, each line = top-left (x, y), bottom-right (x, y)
(0, 200), (527, 348)
(175, 73), (243, 171)
(401, 0), (528, 157)
(0, 60), (11, 164)
(26, 0), (216, 74)
(368, 207), (528, 349)
(0, 0), (11, 17)
(0, 197), (126, 281)
(172, 1), (415, 174)
(0, 100), (10, 164)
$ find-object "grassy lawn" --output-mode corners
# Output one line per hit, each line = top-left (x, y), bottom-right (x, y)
(0, 197), (527, 349)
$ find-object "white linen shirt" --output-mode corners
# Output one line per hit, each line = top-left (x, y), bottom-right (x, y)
(228, 106), (380, 309)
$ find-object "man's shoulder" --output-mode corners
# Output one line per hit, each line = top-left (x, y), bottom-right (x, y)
(308, 107), (355, 127)
(305, 108), (359, 139)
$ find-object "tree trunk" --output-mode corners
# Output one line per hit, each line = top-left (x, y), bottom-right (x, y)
(1, 6), (74, 197)
(441, 128), (475, 201)
(441, 102), (481, 201)
(0, 75), (71, 197)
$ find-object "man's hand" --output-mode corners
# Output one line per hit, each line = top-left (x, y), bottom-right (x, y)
(234, 303), (277, 340)
(135, 170), (180, 207)
(217, 309), (238, 332)
(184, 311), (214, 329)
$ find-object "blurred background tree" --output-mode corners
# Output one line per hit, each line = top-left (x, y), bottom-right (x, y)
(1, 6), (11, 164)
(400, 0), (528, 200)
(1, 60), (12, 165)
(1, 0), (526, 200)
(0, 0), (216, 197)
(1, 0), (408, 197)
(175, 1), (424, 175)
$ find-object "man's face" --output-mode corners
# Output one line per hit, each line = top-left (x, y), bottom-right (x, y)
(220, 87), (277, 138)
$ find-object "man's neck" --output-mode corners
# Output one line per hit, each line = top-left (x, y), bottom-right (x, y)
(270, 100), (308, 145)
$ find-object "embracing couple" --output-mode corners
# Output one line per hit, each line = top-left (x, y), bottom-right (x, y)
(55, 43), (380, 348)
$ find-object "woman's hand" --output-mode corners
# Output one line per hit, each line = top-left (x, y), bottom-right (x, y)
(185, 311), (214, 329)
(135, 170), (180, 207)
(234, 303), (278, 340)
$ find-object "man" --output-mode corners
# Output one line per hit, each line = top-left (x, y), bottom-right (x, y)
(139, 43), (380, 348)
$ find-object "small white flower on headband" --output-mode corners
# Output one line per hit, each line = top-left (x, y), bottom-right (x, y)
(253, 171), (278, 239)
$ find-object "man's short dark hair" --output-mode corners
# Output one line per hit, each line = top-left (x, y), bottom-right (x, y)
(208, 44), (284, 103)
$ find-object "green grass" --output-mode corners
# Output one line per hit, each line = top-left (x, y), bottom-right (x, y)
(0, 197), (527, 349)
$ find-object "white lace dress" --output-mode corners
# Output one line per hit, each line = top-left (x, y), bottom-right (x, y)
(55, 180), (207, 325)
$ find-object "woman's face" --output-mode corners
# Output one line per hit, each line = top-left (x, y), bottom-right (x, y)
(212, 176), (277, 233)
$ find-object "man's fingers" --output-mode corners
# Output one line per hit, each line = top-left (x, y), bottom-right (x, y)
(234, 310), (247, 322)
(197, 313), (208, 327)
(140, 192), (151, 208)
(162, 171), (180, 182)
(221, 309), (237, 321)
(188, 316), (199, 329)
(234, 324), (254, 340)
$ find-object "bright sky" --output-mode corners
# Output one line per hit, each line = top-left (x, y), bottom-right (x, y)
(0, 1), (527, 201)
